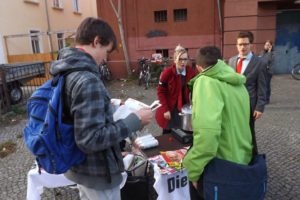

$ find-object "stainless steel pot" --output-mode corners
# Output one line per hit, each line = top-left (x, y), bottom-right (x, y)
(179, 104), (193, 132)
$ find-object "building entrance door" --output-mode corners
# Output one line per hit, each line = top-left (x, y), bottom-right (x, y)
(274, 10), (300, 74)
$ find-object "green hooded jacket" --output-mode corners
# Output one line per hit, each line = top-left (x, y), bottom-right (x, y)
(182, 60), (253, 182)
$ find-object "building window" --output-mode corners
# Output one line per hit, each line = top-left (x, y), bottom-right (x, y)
(57, 33), (65, 50)
(156, 49), (169, 58)
(174, 9), (187, 21)
(154, 10), (167, 23)
(53, 0), (63, 8)
(30, 30), (41, 54)
(72, 0), (80, 12)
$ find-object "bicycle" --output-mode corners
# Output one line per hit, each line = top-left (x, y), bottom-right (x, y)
(291, 63), (300, 80)
(99, 63), (112, 82)
(138, 58), (151, 89)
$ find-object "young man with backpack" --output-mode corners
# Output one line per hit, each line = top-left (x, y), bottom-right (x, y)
(49, 17), (152, 200)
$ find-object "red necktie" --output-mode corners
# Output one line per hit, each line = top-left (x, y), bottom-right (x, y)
(236, 58), (245, 74)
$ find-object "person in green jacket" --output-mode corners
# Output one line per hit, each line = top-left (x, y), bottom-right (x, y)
(183, 46), (253, 198)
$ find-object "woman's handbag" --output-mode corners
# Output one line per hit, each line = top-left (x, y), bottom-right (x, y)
(202, 154), (267, 200)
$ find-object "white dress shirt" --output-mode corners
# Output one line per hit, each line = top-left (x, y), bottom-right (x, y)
(238, 52), (253, 74)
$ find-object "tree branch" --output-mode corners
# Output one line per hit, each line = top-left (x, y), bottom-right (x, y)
(109, 0), (119, 17)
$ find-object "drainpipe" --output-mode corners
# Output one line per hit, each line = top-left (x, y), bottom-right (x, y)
(216, 0), (223, 56)
(44, 0), (54, 60)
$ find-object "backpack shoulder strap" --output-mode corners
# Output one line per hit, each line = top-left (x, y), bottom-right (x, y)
(54, 68), (94, 123)
(52, 68), (94, 87)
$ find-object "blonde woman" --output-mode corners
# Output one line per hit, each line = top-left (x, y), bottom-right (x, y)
(155, 45), (197, 134)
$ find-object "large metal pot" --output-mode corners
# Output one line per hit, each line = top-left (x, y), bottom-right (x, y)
(179, 104), (193, 132)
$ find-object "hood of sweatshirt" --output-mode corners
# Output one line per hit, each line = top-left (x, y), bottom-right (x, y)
(188, 59), (246, 89)
(50, 47), (99, 76)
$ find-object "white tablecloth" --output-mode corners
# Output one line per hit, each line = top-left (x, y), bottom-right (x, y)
(153, 165), (190, 200)
(27, 168), (75, 200)
(27, 168), (128, 200)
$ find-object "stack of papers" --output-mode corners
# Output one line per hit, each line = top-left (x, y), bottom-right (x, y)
(135, 134), (159, 149)
(148, 155), (177, 174)
(160, 149), (187, 170)
(124, 98), (161, 111)
(148, 147), (190, 174)
(113, 98), (161, 121)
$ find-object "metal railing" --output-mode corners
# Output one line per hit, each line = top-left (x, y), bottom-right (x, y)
(0, 62), (50, 114)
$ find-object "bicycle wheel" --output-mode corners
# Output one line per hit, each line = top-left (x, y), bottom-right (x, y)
(138, 71), (143, 86)
(291, 63), (300, 80)
(104, 68), (112, 81)
(144, 72), (151, 90)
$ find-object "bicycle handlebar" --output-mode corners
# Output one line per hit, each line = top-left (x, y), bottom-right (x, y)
(138, 58), (149, 62)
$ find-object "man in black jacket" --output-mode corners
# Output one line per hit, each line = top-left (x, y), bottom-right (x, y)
(228, 31), (267, 154)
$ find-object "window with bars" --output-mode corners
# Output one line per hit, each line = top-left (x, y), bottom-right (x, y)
(154, 10), (167, 23)
(57, 33), (65, 50)
(174, 9), (187, 21)
(72, 0), (80, 12)
(30, 30), (41, 54)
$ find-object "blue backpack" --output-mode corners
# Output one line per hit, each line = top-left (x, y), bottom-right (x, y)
(24, 71), (86, 174)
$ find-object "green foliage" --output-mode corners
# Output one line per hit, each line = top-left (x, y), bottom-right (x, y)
(12, 105), (26, 115)
(0, 105), (26, 127)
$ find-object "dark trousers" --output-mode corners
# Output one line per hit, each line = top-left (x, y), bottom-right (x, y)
(250, 112), (258, 155)
(266, 72), (272, 103)
(190, 177), (204, 200)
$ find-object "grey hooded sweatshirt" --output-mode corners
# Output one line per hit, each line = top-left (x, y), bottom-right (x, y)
(50, 47), (141, 189)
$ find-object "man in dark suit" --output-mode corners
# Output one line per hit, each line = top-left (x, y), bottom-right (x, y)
(228, 31), (267, 154)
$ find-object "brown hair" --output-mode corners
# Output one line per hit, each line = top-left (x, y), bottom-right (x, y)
(75, 17), (117, 51)
(237, 31), (254, 44)
(265, 40), (273, 46)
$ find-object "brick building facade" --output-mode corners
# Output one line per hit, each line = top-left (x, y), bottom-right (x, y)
(97, 0), (300, 78)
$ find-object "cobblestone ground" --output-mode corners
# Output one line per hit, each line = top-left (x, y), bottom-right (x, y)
(0, 75), (299, 199)
(256, 75), (300, 200)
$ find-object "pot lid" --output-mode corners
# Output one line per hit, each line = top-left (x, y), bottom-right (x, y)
(181, 104), (192, 114)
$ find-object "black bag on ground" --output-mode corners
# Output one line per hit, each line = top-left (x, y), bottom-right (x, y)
(121, 155), (157, 200)
(121, 173), (150, 200)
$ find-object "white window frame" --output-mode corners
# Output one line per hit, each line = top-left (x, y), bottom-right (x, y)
(29, 30), (42, 54)
(57, 33), (65, 50)
(0, 35), (7, 64)
(23, 0), (39, 4)
(72, 0), (80, 13)
(53, 0), (63, 9)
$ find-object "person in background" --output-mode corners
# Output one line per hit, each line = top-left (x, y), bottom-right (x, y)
(50, 17), (152, 200)
(228, 31), (267, 154)
(183, 46), (253, 199)
(155, 45), (197, 134)
(259, 40), (274, 104)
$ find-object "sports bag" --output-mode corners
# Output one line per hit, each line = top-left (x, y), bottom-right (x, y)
(203, 154), (267, 200)
(24, 71), (86, 174)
